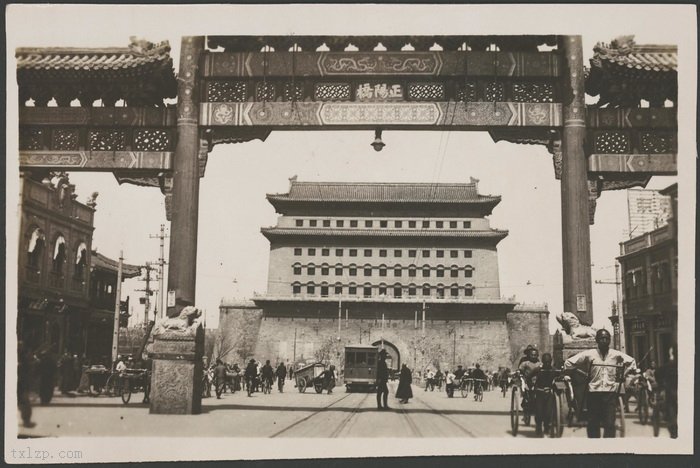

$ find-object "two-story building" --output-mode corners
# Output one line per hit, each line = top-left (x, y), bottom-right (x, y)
(617, 183), (677, 368)
(17, 172), (140, 361)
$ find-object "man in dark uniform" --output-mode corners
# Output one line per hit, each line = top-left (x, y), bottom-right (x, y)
(261, 360), (275, 392)
(376, 349), (390, 410)
(244, 359), (257, 396)
(213, 359), (227, 399)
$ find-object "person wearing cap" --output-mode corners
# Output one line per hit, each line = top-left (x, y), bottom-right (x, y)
(565, 328), (636, 438)
(376, 349), (390, 410)
(530, 353), (557, 436)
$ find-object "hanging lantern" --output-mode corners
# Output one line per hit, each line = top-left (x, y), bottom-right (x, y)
(371, 129), (385, 152)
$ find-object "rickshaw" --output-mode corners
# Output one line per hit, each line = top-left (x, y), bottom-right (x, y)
(120, 368), (151, 404)
(509, 370), (533, 435)
(557, 364), (625, 437)
(295, 362), (327, 393)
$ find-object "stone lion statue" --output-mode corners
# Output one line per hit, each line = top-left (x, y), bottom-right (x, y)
(556, 311), (597, 340)
(153, 306), (202, 336)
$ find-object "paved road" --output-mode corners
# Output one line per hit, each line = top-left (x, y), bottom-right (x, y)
(18, 382), (667, 438)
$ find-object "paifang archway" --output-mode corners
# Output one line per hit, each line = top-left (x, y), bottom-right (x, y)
(16, 35), (677, 412)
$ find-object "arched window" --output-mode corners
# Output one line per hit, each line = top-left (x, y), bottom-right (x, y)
(378, 264), (388, 277)
(394, 264), (402, 277)
(320, 281), (329, 297)
(363, 282), (373, 298)
(307, 262), (316, 276)
(74, 242), (88, 279)
(292, 281), (302, 295)
(422, 283), (431, 297)
(408, 265), (417, 278)
(334, 282), (343, 295)
(27, 227), (45, 270)
(436, 283), (445, 299)
(422, 265), (431, 278)
(348, 282), (358, 296)
(363, 263), (373, 277)
(408, 283), (417, 297)
(450, 265), (460, 278)
(464, 265), (474, 278)
(378, 283), (388, 297)
(293, 262), (302, 275)
(464, 283), (474, 297)
(393, 283), (403, 298)
(436, 265), (445, 278)
(306, 281), (316, 295)
(52, 235), (66, 274)
(450, 283), (460, 297)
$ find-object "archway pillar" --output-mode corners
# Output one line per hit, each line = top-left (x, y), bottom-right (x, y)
(560, 36), (593, 326)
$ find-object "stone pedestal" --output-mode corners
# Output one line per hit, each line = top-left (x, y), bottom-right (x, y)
(149, 326), (203, 414)
(553, 331), (596, 368)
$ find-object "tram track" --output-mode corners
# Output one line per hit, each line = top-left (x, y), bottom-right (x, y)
(328, 392), (371, 438)
(413, 394), (476, 438)
(270, 391), (356, 438)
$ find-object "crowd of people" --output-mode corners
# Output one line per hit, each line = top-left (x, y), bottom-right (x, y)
(204, 358), (304, 398)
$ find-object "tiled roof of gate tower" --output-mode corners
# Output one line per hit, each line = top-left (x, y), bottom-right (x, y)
(267, 180), (501, 205)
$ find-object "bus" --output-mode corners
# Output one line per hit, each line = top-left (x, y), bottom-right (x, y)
(344, 344), (378, 392)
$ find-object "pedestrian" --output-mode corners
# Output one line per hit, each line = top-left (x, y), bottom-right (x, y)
(565, 329), (636, 438)
(37, 349), (57, 404)
(288, 364), (294, 381)
(276, 362), (287, 392)
(531, 353), (556, 436)
(444, 369), (456, 398)
(213, 359), (227, 399)
(17, 341), (35, 428)
(396, 364), (413, 404)
(655, 344), (677, 438)
(323, 365), (337, 394)
(376, 349), (390, 410)
(232, 363), (242, 392)
(244, 359), (257, 396)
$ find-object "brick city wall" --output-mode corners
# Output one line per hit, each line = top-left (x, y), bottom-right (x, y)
(219, 301), (549, 372)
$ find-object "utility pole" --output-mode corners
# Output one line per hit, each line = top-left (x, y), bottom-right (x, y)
(136, 262), (156, 326)
(150, 224), (169, 320)
(422, 301), (426, 337)
(595, 265), (626, 352)
(111, 251), (123, 365)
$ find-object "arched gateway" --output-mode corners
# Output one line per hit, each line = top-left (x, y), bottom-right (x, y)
(373, 340), (400, 371)
(16, 35), (677, 414)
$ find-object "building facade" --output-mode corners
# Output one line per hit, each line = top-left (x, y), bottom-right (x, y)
(618, 183), (677, 369)
(17, 172), (140, 362)
(219, 179), (550, 371)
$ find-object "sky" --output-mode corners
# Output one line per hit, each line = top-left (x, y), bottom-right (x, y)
(6, 4), (693, 332)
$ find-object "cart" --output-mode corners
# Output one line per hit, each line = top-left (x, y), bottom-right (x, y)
(295, 362), (327, 393)
(85, 366), (114, 396)
(120, 368), (151, 404)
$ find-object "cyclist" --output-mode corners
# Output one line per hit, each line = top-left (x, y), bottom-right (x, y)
(565, 329), (636, 438)
(498, 368), (510, 396)
(434, 369), (444, 390)
(471, 364), (487, 400)
(244, 359), (257, 397)
(261, 360), (274, 393)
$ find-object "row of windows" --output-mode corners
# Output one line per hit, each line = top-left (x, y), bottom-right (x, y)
(293, 264), (474, 278)
(625, 261), (674, 299)
(295, 219), (473, 229)
(25, 228), (88, 280)
(291, 283), (475, 298)
(293, 247), (473, 259)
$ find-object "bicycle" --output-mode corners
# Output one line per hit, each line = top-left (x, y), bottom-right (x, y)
(473, 379), (485, 401)
(262, 376), (273, 394)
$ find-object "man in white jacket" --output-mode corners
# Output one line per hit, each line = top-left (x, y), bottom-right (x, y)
(564, 329), (636, 438)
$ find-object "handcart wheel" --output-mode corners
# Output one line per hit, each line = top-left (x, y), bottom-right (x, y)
(616, 395), (626, 438)
(510, 386), (520, 436)
(652, 403), (661, 437)
(314, 383), (323, 394)
(105, 374), (118, 397)
(550, 393), (563, 438)
(297, 377), (306, 393)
